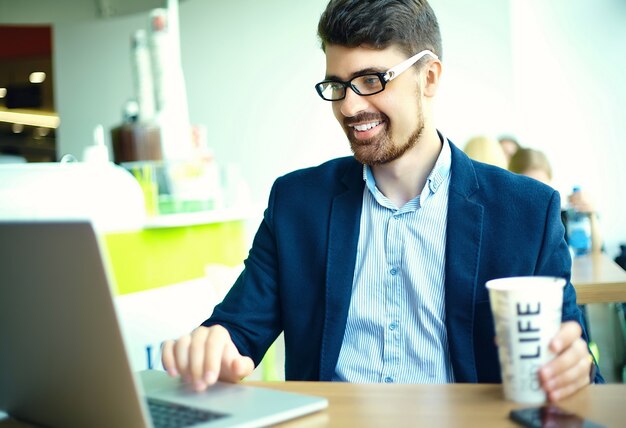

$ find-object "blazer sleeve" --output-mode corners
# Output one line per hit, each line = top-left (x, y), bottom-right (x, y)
(536, 190), (604, 384)
(200, 181), (283, 366)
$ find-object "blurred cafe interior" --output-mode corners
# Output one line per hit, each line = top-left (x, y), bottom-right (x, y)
(0, 0), (625, 421)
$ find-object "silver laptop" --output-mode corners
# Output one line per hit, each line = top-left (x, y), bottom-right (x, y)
(0, 220), (327, 428)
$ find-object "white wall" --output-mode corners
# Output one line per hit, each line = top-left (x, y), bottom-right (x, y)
(432, 0), (515, 141)
(179, 0), (348, 197)
(510, 0), (626, 257)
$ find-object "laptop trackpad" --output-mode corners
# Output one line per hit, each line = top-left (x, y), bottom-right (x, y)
(140, 370), (328, 427)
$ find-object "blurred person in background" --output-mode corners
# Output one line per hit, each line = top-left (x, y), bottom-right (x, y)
(463, 135), (508, 169)
(498, 135), (521, 165)
(509, 148), (602, 254)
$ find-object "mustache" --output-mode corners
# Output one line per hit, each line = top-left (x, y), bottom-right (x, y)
(343, 112), (388, 127)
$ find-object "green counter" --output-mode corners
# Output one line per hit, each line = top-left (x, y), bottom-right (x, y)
(103, 215), (249, 295)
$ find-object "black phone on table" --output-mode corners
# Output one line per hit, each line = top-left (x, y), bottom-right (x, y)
(509, 405), (605, 428)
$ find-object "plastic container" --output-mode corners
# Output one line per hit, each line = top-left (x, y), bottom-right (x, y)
(566, 186), (592, 256)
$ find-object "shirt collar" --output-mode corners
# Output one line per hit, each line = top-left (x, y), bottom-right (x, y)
(427, 131), (452, 194)
(362, 131), (452, 209)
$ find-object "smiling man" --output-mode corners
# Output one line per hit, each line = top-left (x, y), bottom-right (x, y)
(162, 0), (602, 400)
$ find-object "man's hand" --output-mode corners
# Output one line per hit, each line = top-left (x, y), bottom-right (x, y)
(161, 325), (255, 392)
(539, 321), (593, 401)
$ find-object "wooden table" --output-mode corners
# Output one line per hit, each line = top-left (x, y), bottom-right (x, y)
(248, 382), (626, 427)
(571, 253), (626, 304)
(2, 382), (624, 427)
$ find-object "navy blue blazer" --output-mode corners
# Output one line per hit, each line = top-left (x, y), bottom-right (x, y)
(204, 142), (599, 383)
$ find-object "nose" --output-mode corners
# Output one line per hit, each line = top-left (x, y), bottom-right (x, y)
(338, 87), (369, 118)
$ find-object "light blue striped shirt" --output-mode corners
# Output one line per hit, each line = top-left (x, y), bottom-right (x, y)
(333, 137), (455, 383)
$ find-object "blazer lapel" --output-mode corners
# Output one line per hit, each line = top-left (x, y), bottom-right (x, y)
(445, 143), (483, 382)
(319, 161), (364, 381)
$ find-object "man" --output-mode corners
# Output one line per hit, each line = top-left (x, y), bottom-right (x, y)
(162, 0), (602, 400)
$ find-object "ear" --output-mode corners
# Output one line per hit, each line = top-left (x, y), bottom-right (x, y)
(422, 60), (442, 98)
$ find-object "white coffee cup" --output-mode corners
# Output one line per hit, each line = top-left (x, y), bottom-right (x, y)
(486, 276), (565, 404)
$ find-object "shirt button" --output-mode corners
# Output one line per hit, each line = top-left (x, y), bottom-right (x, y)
(389, 323), (397, 330)
(390, 268), (397, 275)
(384, 377), (393, 383)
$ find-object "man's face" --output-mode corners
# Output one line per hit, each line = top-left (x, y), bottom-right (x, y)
(324, 44), (425, 165)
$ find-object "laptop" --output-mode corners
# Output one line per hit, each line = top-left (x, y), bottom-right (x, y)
(0, 220), (327, 428)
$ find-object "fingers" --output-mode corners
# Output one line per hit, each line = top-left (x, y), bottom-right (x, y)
(539, 322), (591, 401)
(221, 343), (255, 382)
(541, 337), (588, 389)
(160, 325), (253, 392)
(548, 321), (581, 354)
(161, 339), (179, 377)
(161, 334), (193, 378)
(189, 327), (212, 387)
(202, 326), (231, 386)
(175, 334), (194, 382)
(203, 326), (254, 383)
(544, 350), (591, 401)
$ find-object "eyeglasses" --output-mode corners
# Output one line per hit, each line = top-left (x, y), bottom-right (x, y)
(314, 49), (438, 101)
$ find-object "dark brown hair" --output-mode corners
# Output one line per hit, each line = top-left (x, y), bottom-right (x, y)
(317, 0), (442, 60)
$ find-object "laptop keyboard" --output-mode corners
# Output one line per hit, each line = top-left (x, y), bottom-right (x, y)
(147, 398), (228, 428)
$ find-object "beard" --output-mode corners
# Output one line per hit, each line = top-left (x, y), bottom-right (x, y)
(345, 100), (425, 166)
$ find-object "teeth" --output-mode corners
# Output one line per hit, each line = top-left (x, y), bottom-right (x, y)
(353, 121), (381, 131)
